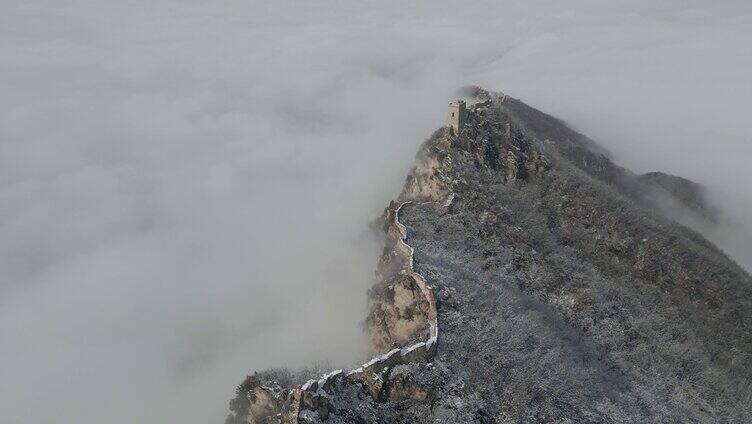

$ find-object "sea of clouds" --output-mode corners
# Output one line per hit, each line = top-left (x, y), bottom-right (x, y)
(1, 1), (751, 423)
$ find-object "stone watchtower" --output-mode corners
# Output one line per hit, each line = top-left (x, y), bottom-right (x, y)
(446, 100), (466, 133)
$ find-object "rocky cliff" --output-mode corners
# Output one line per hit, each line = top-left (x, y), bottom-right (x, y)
(226, 88), (752, 423)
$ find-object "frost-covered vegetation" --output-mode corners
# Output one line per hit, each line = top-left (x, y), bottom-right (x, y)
(228, 92), (752, 423)
(391, 96), (752, 422)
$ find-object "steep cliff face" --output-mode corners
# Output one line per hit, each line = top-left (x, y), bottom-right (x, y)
(367, 203), (437, 355)
(227, 89), (752, 423)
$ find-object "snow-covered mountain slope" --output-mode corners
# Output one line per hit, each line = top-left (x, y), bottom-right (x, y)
(227, 88), (752, 423)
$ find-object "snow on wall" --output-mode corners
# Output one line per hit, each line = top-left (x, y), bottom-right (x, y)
(245, 199), (444, 423)
(299, 200), (439, 388)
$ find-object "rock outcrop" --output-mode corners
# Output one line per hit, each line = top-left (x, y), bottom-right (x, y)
(367, 201), (439, 355)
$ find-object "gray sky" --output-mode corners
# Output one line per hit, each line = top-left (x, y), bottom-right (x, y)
(1, 1), (751, 423)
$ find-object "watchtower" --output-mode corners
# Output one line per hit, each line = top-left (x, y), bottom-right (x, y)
(446, 100), (466, 133)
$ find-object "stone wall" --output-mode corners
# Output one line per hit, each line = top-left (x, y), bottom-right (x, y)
(366, 201), (439, 354)
(242, 199), (441, 423)
(235, 100), (552, 423)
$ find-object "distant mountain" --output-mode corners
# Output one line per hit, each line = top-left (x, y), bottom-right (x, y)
(227, 88), (752, 423)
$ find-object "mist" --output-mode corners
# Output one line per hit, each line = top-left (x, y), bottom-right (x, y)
(1, 1), (751, 423)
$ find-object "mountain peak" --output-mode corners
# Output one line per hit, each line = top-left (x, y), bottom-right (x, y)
(227, 89), (752, 423)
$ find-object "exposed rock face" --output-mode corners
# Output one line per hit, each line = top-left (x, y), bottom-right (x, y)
(226, 371), (307, 424)
(367, 200), (439, 355)
(227, 89), (752, 423)
(400, 130), (453, 202)
(366, 272), (431, 354)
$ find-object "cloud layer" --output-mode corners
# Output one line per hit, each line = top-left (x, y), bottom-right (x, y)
(1, 1), (751, 423)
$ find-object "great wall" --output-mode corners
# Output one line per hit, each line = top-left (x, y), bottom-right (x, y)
(241, 196), (448, 423)
(228, 88), (752, 423)
(236, 96), (481, 423)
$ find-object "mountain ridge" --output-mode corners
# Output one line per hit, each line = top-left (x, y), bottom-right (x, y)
(227, 88), (752, 423)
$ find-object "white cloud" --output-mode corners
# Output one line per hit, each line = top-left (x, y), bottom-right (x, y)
(1, 1), (751, 423)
